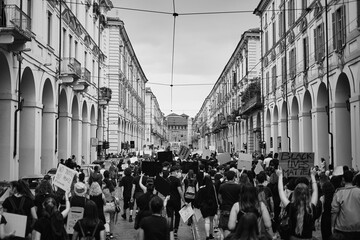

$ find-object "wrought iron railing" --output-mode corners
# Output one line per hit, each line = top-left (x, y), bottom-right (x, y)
(61, 58), (81, 77)
(1, 5), (32, 38)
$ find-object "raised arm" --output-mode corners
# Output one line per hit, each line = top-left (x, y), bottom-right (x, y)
(276, 168), (290, 207)
(310, 168), (318, 206)
(139, 173), (147, 193)
(61, 191), (71, 218)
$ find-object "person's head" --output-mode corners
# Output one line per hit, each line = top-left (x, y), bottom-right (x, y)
(83, 200), (99, 220)
(146, 178), (155, 193)
(199, 163), (205, 171)
(233, 212), (259, 240)
(74, 182), (87, 197)
(89, 182), (102, 196)
(343, 170), (354, 184)
(42, 197), (58, 217)
(273, 153), (278, 159)
(292, 183), (312, 235)
(226, 170), (236, 181)
(230, 162), (237, 169)
(103, 170), (110, 179)
(94, 166), (100, 172)
(256, 171), (267, 184)
(239, 184), (259, 213)
(239, 173), (250, 185)
(353, 172), (360, 187)
(124, 167), (132, 176)
(267, 153), (273, 158)
(187, 169), (195, 179)
(10, 180), (32, 198)
(170, 165), (181, 178)
(295, 177), (310, 187)
(35, 179), (53, 197)
(149, 195), (163, 214)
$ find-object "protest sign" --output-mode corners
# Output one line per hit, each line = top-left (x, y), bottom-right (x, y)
(202, 149), (211, 159)
(66, 207), (84, 234)
(130, 157), (138, 164)
(155, 176), (170, 196)
(181, 161), (199, 174)
(141, 161), (162, 177)
(158, 151), (173, 163)
(179, 146), (191, 160)
(218, 152), (231, 165)
(237, 153), (253, 170)
(3, 212), (27, 238)
(179, 204), (194, 223)
(279, 152), (314, 178)
(53, 164), (76, 192)
(144, 150), (152, 158)
(333, 166), (344, 176)
(254, 162), (264, 175)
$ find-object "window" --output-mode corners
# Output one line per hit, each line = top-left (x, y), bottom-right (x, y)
(265, 31), (269, 52)
(84, 51), (87, 69)
(62, 28), (66, 57)
(74, 41), (78, 59)
(303, 37), (309, 70)
(266, 72), (270, 95)
(47, 11), (52, 46)
(69, 35), (72, 58)
(92, 60), (95, 83)
(332, 6), (346, 51)
(314, 23), (325, 62)
(278, 10), (284, 38)
(264, 13), (268, 26)
(288, 0), (295, 27)
(272, 65), (277, 93)
(272, 2), (275, 19)
(272, 21), (276, 46)
(27, 0), (32, 19)
(281, 56), (286, 83)
(289, 48), (296, 78)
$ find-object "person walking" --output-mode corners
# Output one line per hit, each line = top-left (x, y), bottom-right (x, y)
(89, 182), (106, 224)
(119, 168), (134, 221)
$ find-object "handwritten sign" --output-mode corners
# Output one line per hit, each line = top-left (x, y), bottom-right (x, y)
(66, 207), (84, 234)
(179, 204), (194, 223)
(202, 149), (211, 159)
(279, 152), (314, 178)
(179, 146), (191, 160)
(237, 153), (253, 170)
(53, 164), (76, 192)
(218, 152), (231, 165)
(2, 212), (27, 238)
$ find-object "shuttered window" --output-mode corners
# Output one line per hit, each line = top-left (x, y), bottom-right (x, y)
(272, 66), (277, 93)
(332, 6), (346, 51)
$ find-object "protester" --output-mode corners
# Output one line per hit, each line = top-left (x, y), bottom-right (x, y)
(134, 178), (156, 230)
(89, 166), (103, 187)
(130, 167), (147, 223)
(119, 167), (134, 221)
(89, 182), (106, 224)
(102, 170), (117, 239)
(331, 170), (360, 240)
(34, 180), (54, 219)
(224, 212), (261, 240)
(138, 196), (170, 240)
(32, 192), (70, 240)
(72, 200), (106, 240)
(320, 181), (335, 240)
(276, 167), (318, 239)
(194, 175), (218, 240)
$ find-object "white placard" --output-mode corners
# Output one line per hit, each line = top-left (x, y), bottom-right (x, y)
(333, 166), (344, 176)
(53, 164), (77, 192)
(179, 204), (194, 223)
(237, 153), (253, 170)
(130, 157), (138, 163)
(66, 207), (84, 234)
(209, 146), (216, 151)
(254, 162), (264, 175)
(202, 149), (211, 159)
(218, 152), (231, 165)
(3, 212), (27, 238)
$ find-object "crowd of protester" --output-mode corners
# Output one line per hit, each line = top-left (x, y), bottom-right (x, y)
(1, 151), (360, 240)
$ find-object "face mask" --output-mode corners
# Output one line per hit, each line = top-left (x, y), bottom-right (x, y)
(162, 170), (169, 178)
(177, 172), (182, 178)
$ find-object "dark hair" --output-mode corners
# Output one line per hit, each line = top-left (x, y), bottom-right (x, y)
(35, 180), (53, 197)
(230, 212), (259, 240)
(322, 182), (335, 206)
(343, 170), (353, 183)
(273, 153), (278, 158)
(83, 200), (99, 222)
(353, 173), (360, 187)
(295, 177), (310, 186)
(329, 233), (346, 240)
(226, 171), (236, 181)
(256, 171), (267, 184)
(149, 196), (163, 214)
(94, 166), (99, 172)
(330, 175), (343, 190)
(124, 168), (132, 176)
(11, 180), (34, 199)
(239, 185), (260, 217)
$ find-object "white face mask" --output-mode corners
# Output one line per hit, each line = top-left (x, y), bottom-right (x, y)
(176, 172), (182, 178)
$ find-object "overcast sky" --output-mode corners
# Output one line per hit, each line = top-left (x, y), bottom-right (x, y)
(111, 0), (260, 118)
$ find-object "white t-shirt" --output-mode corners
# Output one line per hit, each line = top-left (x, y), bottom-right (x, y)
(264, 157), (272, 168)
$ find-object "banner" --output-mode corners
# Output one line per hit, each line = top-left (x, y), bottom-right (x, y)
(237, 153), (253, 170)
(53, 164), (77, 192)
(217, 152), (231, 165)
(141, 161), (162, 177)
(254, 162), (264, 175)
(66, 207), (84, 234)
(130, 157), (138, 164)
(279, 152), (314, 178)
(2, 213), (27, 238)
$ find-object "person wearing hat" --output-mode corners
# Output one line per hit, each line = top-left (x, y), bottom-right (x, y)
(70, 182), (88, 209)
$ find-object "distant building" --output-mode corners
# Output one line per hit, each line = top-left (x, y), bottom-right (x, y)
(166, 113), (192, 147)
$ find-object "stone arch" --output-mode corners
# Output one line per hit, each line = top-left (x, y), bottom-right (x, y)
(264, 108), (271, 153)
(0, 51), (14, 179)
(41, 79), (56, 173)
(71, 95), (80, 163)
(90, 105), (96, 162)
(316, 82), (329, 165)
(334, 73), (351, 166)
(19, 67), (37, 177)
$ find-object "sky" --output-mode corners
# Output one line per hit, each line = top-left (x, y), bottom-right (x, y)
(111, 0), (260, 118)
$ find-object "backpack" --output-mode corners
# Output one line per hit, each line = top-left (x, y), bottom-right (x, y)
(184, 179), (196, 200)
(78, 221), (99, 240)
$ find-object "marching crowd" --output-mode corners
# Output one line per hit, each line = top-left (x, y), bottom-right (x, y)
(1, 151), (360, 240)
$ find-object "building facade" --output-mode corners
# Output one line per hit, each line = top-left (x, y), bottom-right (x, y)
(254, 0), (360, 167)
(0, 0), (113, 180)
(166, 113), (191, 147)
(106, 17), (147, 153)
(145, 87), (167, 149)
(193, 29), (261, 154)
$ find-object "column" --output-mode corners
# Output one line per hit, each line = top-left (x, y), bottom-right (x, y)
(289, 116), (299, 152)
(313, 107), (329, 165)
(59, 112), (71, 160)
(82, 120), (90, 163)
(42, 108), (57, 173)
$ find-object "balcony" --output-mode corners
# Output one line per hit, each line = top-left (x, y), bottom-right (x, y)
(60, 57), (81, 84)
(73, 68), (91, 92)
(0, 5), (32, 47)
(241, 95), (262, 115)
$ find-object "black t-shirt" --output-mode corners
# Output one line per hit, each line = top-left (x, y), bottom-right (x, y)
(73, 219), (105, 240)
(140, 215), (170, 240)
(3, 195), (35, 216)
(257, 185), (273, 211)
(287, 202), (316, 239)
(218, 182), (242, 211)
(119, 175), (134, 198)
(34, 193), (54, 218)
(103, 179), (115, 193)
(168, 176), (181, 208)
(133, 176), (148, 194)
(70, 195), (87, 208)
(33, 216), (66, 240)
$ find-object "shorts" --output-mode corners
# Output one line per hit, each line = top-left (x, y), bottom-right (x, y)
(123, 196), (131, 209)
(218, 210), (230, 230)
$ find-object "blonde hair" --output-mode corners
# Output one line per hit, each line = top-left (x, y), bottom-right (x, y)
(89, 182), (102, 196)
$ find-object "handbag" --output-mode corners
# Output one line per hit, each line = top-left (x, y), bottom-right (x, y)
(279, 204), (292, 240)
(113, 197), (121, 213)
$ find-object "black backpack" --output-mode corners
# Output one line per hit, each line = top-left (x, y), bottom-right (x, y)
(78, 221), (99, 240)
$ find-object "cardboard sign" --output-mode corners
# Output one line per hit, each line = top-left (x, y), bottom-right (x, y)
(66, 207), (84, 234)
(179, 204), (194, 223)
(202, 149), (211, 159)
(158, 151), (173, 163)
(237, 153), (253, 170)
(333, 166), (344, 176)
(279, 152), (314, 178)
(141, 161), (162, 177)
(254, 162), (264, 175)
(218, 152), (231, 165)
(130, 157), (138, 164)
(53, 164), (76, 192)
(179, 146), (191, 160)
(2, 212), (27, 238)
(155, 176), (170, 196)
